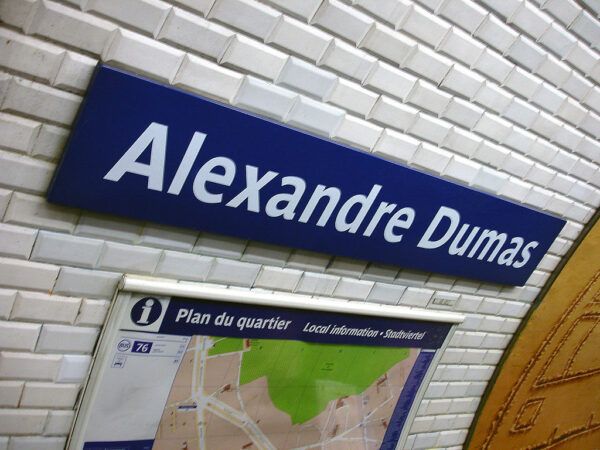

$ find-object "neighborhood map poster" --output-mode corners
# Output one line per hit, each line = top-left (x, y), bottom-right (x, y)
(70, 293), (453, 450)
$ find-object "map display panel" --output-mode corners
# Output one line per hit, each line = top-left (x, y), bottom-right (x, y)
(71, 293), (451, 450)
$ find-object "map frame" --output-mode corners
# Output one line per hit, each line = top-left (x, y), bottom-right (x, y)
(67, 276), (463, 450)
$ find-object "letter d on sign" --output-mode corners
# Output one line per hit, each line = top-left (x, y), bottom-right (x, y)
(417, 206), (460, 249)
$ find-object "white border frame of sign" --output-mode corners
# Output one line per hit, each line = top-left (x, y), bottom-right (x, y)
(67, 275), (464, 450)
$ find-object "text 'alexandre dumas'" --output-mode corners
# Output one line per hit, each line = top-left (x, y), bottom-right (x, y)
(104, 122), (539, 270)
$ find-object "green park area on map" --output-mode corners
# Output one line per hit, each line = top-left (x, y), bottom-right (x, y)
(210, 337), (410, 425)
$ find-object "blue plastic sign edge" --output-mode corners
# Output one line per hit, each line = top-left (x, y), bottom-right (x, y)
(47, 64), (565, 286)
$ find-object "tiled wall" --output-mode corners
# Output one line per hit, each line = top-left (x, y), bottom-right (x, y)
(0, 0), (599, 449)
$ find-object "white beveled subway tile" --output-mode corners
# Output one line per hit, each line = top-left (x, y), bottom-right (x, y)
(0, 151), (54, 194)
(409, 115), (452, 145)
(411, 416), (435, 434)
(585, 87), (600, 117)
(367, 282), (406, 305)
(294, 272), (339, 296)
(154, 251), (212, 282)
(193, 232), (247, 259)
(220, 35), (287, 81)
(172, 0), (216, 16)
(565, 42), (597, 77)
(362, 61), (416, 102)
(509, 1), (552, 40)
(0, 321), (40, 352)
(474, 14), (518, 54)
(473, 113), (512, 143)
(359, 23), (416, 66)
(319, 40), (376, 83)
(102, 29), (185, 83)
(286, 249), (330, 272)
(538, 22), (577, 58)
(0, 351), (62, 380)
(36, 324), (98, 354)
(368, 96), (418, 132)
(52, 267), (120, 299)
(20, 382), (79, 408)
(548, 148), (578, 173)
(333, 114), (382, 150)
(545, 193), (571, 216)
(0, 113), (39, 155)
(501, 152), (534, 179)
(570, 10), (599, 48)
(267, 15), (332, 62)
(9, 436), (67, 450)
(11, 291), (80, 325)
(44, 409), (75, 436)
(326, 78), (378, 117)
(472, 49), (514, 84)
(355, 0), (412, 27)
(0, 408), (48, 435)
(76, 214), (142, 243)
(442, 155), (480, 185)
(253, 266), (302, 291)
(137, 223), (198, 253)
(157, 8), (234, 60)
(570, 156), (598, 181)
(52, 51), (96, 94)
(276, 57), (337, 99)
(285, 95), (344, 137)
(440, 64), (485, 100)
(75, 299), (109, 327)
(262, 0), (322, 20)
(1, 78), (81, 127)
(0, 0), (36, 29)
(30, 124), (68, 162)
(503, 67), (541, 101)
(0, 289), (16, 320)
(532, 83), (567, 115)
(479, 0), (520, 18)
(471, 166), (509, 194)
(85, 0), (171, 36)
(327, 257), (367, 277)
(25, 0), (116, 55)
(536, 55), (571, 88)
(372, 128), (420, 164)
(311, 0), (373, 44)
(438, 0), (487, 33)
(206, 258), (260, 286)
(407, 80), (451, 116)
(502, 98), (538, 129)
(398, 4), (450, 47)
(97, 241), (162, 274)
(233, 76), (297, 121)
(0, 223), (36, 259)
(473, 81), (512, 115)
(441, 98), (484, 130)
(403, 45), (452, 85)
(577, 138), (600, 166)
(579, 110), (600, 137)
(506, 35), (545, 72)
(503, 127), (536, 154)
(0, 28), (63, 84)
(0, 257), (59, 292)
(332, 278), (374, 300)
(31, 231), (102, 269)
(498, 177), (531, 203)
(562, 71), (594, 102)
(523, 185), (553, 210)
(553, 126), (584, 151)
(564, 201), (593, 222)
(400, 287), (434, 308)
(55, 354), (91, 383)
(439, 27), (484, 68)
(569, 180), (600, 206)
(0, 380), (23, 407)
(209, 0), (280, 40)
